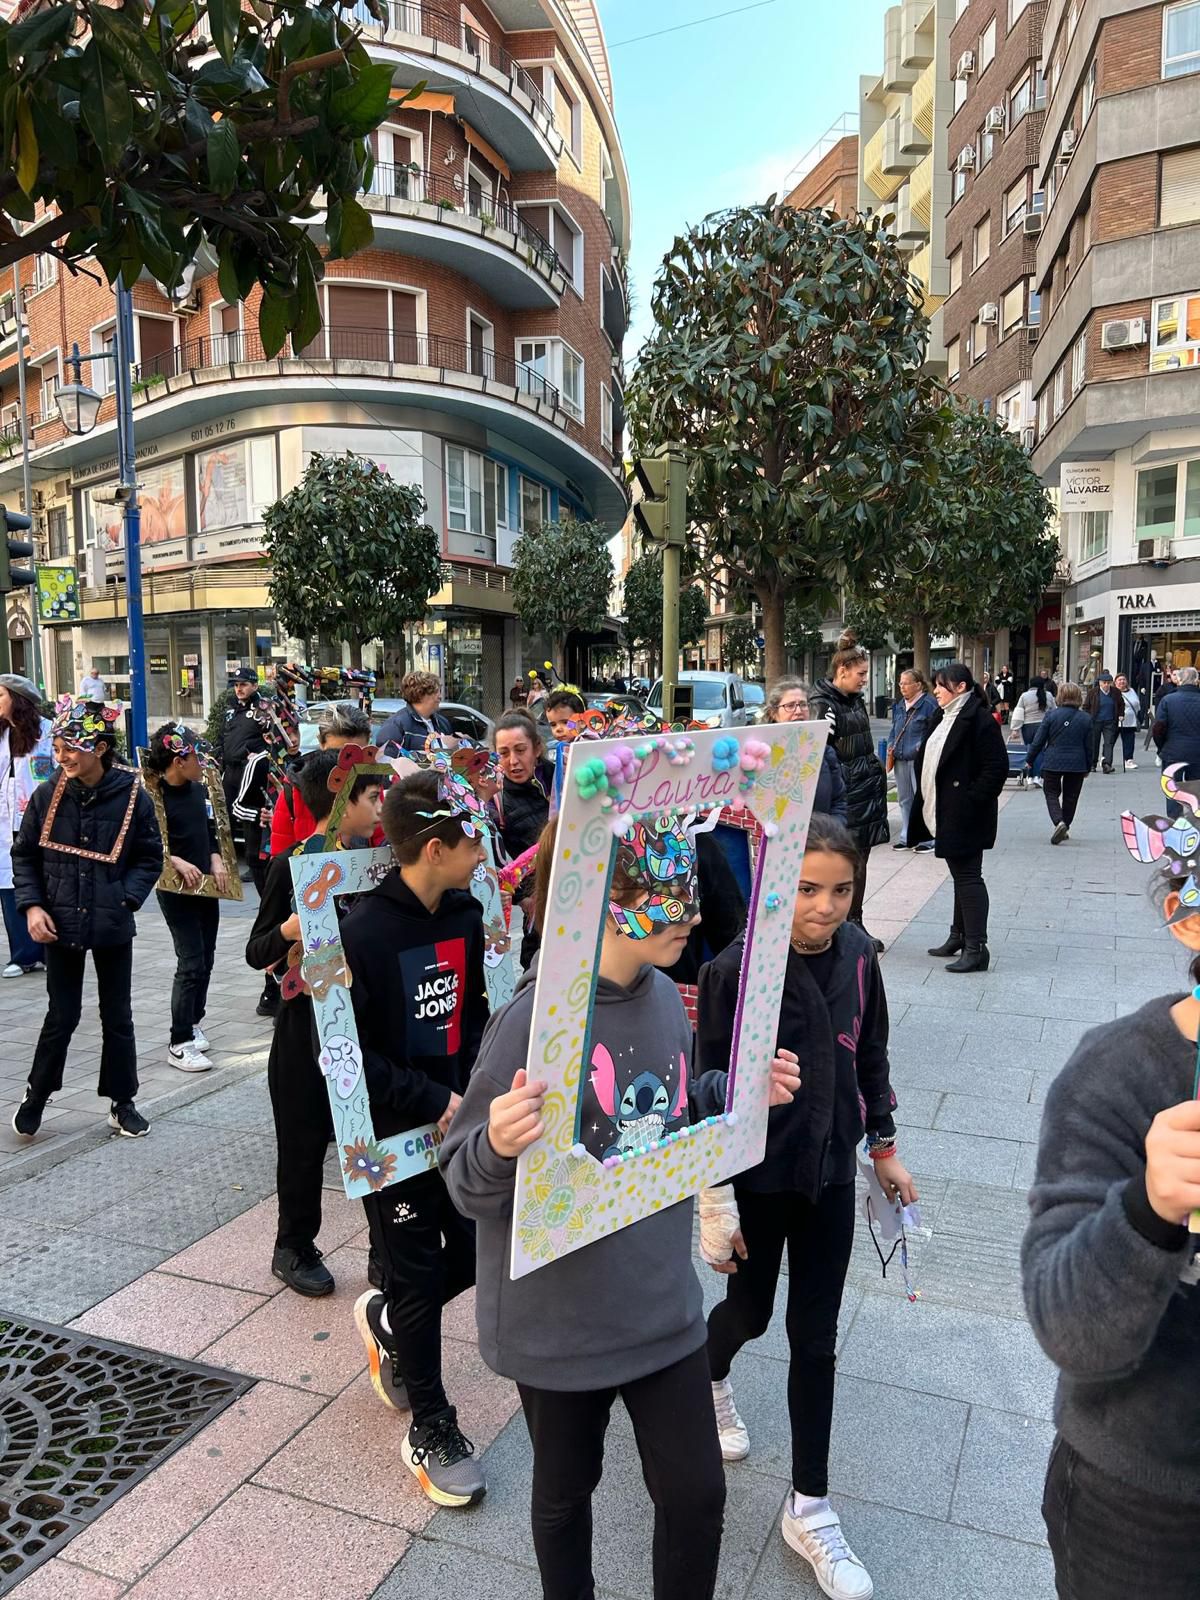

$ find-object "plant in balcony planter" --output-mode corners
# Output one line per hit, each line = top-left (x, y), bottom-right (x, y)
(437, 196), (458, 212)
(478, 211), (495, 231)
(132, 372), (167, 396)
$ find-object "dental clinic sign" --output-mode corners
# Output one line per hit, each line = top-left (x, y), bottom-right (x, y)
(1060, 461), (1114, 514)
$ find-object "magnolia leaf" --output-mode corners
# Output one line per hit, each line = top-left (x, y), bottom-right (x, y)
(14, 96), (37, 196)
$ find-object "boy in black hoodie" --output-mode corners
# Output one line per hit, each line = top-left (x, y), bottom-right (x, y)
(348, 769), (489, 1510)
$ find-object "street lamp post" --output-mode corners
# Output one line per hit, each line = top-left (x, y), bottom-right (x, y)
(56, 280), (147, 749)
(6, 271), (43, 692)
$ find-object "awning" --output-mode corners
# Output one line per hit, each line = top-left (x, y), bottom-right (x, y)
(462, 123), (512, 182)
(392, 89), (455, 114)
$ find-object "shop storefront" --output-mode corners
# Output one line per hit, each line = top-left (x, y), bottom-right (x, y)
(1033, 602), (1062, 680)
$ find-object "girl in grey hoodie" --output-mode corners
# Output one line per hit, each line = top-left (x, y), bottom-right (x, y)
(441, 814), (798, 1600)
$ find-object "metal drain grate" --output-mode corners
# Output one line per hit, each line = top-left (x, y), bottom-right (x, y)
(0, 1311), (254, 1593)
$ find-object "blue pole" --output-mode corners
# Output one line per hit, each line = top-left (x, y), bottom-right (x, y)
(114, 279), (147, 749)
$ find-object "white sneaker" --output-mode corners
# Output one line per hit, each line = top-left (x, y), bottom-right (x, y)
(711, 1377), (750, 1461)
(2, 962), (22, 978)
(781, 1496), (873, 1599)
(1124, 760), (1138, 771)
(192, 1023), (211, 1052)
(1033, 776), (1044, 787)
(168, 1040), (213, 1073)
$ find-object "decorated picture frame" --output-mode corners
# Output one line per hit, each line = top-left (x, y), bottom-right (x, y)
(137, 754), (243, 900)
(511, 721), (826, 1280)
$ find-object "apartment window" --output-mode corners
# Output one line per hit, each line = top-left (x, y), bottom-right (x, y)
(1010, 0), (1031, 20)
(952, 166), (967, 203)
(1028, 285), (1042, 326)
(1010, 67), (1032, 121)
(948, 247), (962, 296)
(552, 70), (582, 160)
(1082, 57), (1097, 121)
(1071, 329), (1088, 393)
(90, 323), (116, 395)
(998, 384), (1024, 430)
(1004, 176), (1028, 233)
(973, 215), (991, 269)
(1078, 510), (1110, 561)
(600, 384), (613, 452)
(954, 74), (968, 113)
(47, 505), (70, 559)
(445, 445), (508, 545)
(517, 336), (584, 421)
(1137, 463), (1183, 535)
(1163, 1), (1200, 77)
(1081, 204), (1092, 254)
(520, 475), (552, 532)
(560, 343), (583, 421)
(947, 336), (961, 382)
(955, 0), (969, 15)
(978, 128), (996, 168)
(979, 17), (996, 70)
(972, 316), (989, 361)
(1161, 147), (1200, 226)
(518, 203), (583, 294)
(1068, 0), (1079, 36)
(30, 254), (57, 295)
(1150, 292), (1200, 371)
(1001, 280), (1025, 336)
(31, 352), (60, 423)
(1053, 364), (1065, 418)
(1037, 385), (1049, 439)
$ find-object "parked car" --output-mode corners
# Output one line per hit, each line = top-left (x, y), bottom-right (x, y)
(584, 691), (650, 721)
(296, 698), (494, 753)
(646, 671), (749, 728)
(742, 681), (766, 723)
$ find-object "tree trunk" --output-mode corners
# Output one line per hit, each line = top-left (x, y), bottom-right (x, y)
(911, 616), (931, 681)
(347, 637), (364, 670)
(759, 585), (786, 685)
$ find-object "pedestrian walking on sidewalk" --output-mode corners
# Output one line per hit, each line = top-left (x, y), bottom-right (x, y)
(247, 750), (384, 1298)
(143, 724), (230, 1074)
(885, 669), (937, 846)
(0, 674), (53, 979)
(10, 698), (161, 1140)
(1010, 676), (1056, 783)
(1023, 843), (1200, 1600)
(765, 679), (847, 821)
(1024, 684), (1093, 846)
(908, 662), (1009, 974)
(1152, 666), (1200, 817)
(1083, 671), (1123, 773)
(694, 814), (913, 1600)
(810, 633), (889, 951)
(1115, 673), (1141, 771)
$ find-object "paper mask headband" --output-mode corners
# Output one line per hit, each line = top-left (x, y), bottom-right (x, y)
(160, 724), (211, 760)
(1121, 764), (1200, 924)
(51, 695), (121, 751)
(608, 816), (699, 939)
(413, 769), (493, 842)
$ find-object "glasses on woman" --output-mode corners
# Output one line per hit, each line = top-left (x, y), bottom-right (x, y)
(776, 698), (808, 718)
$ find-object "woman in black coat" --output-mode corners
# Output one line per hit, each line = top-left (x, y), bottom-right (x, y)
(907, 661), (1009, 973)
(1024, 682), (1093, 845)
(809, 634), (888, 948)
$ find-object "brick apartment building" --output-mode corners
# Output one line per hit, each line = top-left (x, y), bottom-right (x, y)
(0, 0), (630, 718)
(1027, 0), (1200, 691)
(784, 118), (861, 214)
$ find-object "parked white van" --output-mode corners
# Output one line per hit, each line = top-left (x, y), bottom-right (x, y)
(646, 671), (749, 728)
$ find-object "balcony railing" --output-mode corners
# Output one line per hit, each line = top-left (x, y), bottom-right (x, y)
(131, 325), (561, 408)
(350, 0), (555, 128)
(366, 163), (560, 275)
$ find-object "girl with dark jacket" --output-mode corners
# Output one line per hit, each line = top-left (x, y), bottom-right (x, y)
(492, 712), (555, 969)
(11, 697), (162, 1140)
(907, 662), (1009, 973)
(694, 815), (913, 1600)
(1024, 683), (1093, 845)
(810, 634), (889, 948)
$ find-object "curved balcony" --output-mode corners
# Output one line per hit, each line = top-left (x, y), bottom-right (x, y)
(353, 0), (564, 171)
(354, 164), (566, 308)
(911, 59), (935, 145)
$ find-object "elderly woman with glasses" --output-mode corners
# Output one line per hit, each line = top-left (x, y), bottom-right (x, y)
(766, 677), (847, 822)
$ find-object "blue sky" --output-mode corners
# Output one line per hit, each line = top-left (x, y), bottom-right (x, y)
(597, 0), (888, 358)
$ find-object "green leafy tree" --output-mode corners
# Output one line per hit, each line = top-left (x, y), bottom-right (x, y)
(263, 452), (442, 668)
(721, 615), (757, 675)
(622, 550), (706, 676)
(629, 202), (944, 682)
(511, 518), (614, 674)
(783, 598), (824, 662)
(0, 0), (417, 351)
(846, 404), (1056, 678)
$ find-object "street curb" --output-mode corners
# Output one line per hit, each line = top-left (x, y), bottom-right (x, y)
(0, 1050), (270, 1193)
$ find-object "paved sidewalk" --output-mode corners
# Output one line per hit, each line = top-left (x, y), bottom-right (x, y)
(2, 760), (1181, 1600)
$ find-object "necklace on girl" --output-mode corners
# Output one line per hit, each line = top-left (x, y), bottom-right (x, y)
(790, 933), (833, 955)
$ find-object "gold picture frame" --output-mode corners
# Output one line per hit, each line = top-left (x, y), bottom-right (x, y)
(137, 753), (243, 901)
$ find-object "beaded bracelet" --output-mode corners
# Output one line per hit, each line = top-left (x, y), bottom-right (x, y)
(868, 1143), (898, 1162)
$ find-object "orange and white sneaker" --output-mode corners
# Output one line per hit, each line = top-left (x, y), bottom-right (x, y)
(401, 1408), (486, 1507)
(353, 1290), (409, 1412)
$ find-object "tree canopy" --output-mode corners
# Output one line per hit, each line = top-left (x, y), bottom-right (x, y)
(629, 201), (945, 680)
(847, 403), (1056, 676)
(263, 452), (443, 667)
(1, 0), (411, 351)
(511, 518), (614, 674)
(622, 549), (706, 675)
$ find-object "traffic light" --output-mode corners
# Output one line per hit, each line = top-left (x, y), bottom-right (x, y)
(633, 449), (686, 548)
(0, 505), (34, 592)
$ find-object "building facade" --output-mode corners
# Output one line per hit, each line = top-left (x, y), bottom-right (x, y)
(0, 0), (631, 718)
(859, 0), (957, 368)
(1029, 0), (1200, 688)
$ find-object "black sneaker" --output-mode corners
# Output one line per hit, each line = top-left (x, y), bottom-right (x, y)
(272, 1243), (335, 1298)
(367, 1246), (384, 1291)
(402, 1409), (485, 1508)
(256, 986), (280, 1019)
(108, 1101), (150, 1138)
(353, 1290), (410, 1413)
(12, 1089), (46, 1139)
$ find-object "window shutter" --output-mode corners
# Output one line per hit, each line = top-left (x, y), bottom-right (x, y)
(1161, 146), (1200, 227)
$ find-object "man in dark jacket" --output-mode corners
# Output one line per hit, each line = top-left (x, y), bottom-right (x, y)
(1083, 671), (1124, 774)
(216, 667), (273, 888)
(11, 698), (162, 1139)
(1153, 666), (1200, 817)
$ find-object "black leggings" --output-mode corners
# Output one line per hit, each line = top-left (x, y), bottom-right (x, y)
(706, 1181), (856, 1496)
(518, 1346), (725, 1600)
(1043, 772), (1085, 829)
(947, 850), (989, 945)
(156, 892), (219, 1046)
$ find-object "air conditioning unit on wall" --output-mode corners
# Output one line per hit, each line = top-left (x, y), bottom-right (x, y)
(1061, 127), (1078, 155)
(956, 145), (977, 172)
(1023, 212), (1043, 235)
(956, 50), (975, 76)
(1138, 536), (1173, 564)
(1101, 317), (1148, 351)
(984, 105), (1005, 131)
(979, 302), (999, 324)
